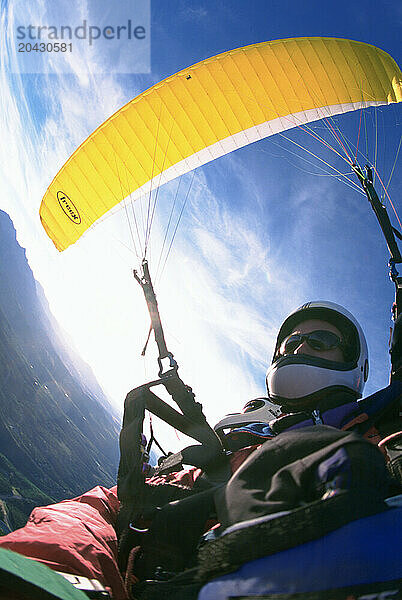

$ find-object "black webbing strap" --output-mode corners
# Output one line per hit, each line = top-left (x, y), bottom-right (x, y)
(352, 164), (402, 264)
(133, 259), (177, 376)
(116, 378), (225, 573)
(353, 164), (402, 320)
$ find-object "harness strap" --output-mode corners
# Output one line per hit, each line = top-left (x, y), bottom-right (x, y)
(133, 259), (174, 376)
(353, 164), (402, 320)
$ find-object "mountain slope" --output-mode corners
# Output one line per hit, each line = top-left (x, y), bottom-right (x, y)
(0, 210), (121, 527)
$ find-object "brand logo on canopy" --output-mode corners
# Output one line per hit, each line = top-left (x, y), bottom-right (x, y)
(57, 191), (81, 224)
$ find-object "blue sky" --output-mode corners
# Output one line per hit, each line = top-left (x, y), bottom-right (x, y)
(0, 0), (401, 447)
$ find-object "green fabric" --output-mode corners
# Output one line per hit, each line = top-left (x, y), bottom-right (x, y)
(0, 547), (88, 599)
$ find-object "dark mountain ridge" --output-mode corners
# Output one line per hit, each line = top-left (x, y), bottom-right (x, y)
(0, 210), (121, 528)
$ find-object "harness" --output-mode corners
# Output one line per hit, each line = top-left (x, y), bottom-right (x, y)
(117, 378), (402, 590)
(116, 177), (402, 592)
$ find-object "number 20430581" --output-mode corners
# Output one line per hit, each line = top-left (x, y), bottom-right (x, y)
(18, 42), (73, 52)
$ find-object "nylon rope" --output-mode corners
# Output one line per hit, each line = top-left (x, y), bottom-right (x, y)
(280, 112), (348, 162)
(320, 116), (354, 164)
(324, 86), (368, 167)
(374, 105), (379, 185)
(354, 104), (364, 164)
(279, 98), (387, 194)
(115, 154), (142, 260)
(385, 134), (402, 193)
(315, 105), (402, 229)
(155, 175), (183, 282)
(278, 133), (362, 192)
(125, 161), (146, 259)
(363, 101), (369, 161)
(308, 109), (356, 166)
(158, 170), (196, 283)
(372, 166), (402, 231)
(281, 110), (363, 188)
(145, 118), (175, 262)
(262, 138), (363, 191)
(147, 414), (168, 457)
(280, 85), (358, 166)
(328, 117), (361, 168)
(286, 102), (402, 254)
(144, 101), (163, 259)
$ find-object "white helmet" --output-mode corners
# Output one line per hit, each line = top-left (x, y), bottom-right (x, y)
(266, 301), (369, 410)
(214, 397), (280, 437)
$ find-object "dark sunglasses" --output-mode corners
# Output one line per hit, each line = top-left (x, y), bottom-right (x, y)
(279, 330), (344, 356)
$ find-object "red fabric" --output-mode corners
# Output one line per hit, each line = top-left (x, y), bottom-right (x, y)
(0, 467), (206, 599)
(0, 486), (126, 600)
(146, 465), (202, 488)
(229, 445), (260, 473)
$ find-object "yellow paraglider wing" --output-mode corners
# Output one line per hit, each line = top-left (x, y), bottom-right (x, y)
(40, 37), (402, 251)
